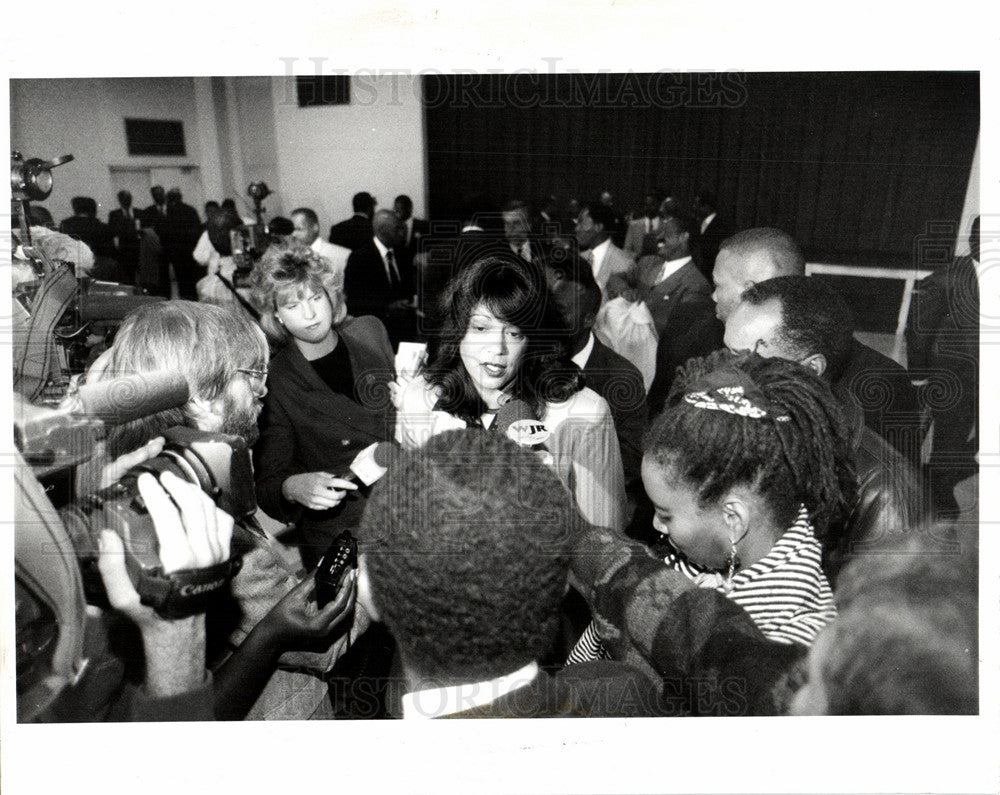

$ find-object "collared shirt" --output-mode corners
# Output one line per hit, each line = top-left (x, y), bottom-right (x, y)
(372, 236), (399, 283)
(510, 240), (532, 262)
(655, 255), (692, 285)
(589, 238), (611, 281)
(310, 237), (349, 283)
(643, 215), (661, 234)
(700, 212), (717, 234)
(571, 332), (596, 369)
(402, 661), (540, 719)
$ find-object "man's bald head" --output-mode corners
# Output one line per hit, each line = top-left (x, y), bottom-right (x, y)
(373, 208), (405, 247)
(711, 227), (805, 321)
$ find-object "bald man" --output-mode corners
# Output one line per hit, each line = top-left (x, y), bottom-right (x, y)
(344, 208), (415, 344)
(712, 227), (922, 467)
(711, 227), (805, 322)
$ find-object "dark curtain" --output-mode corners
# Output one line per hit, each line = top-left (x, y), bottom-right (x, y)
(423, 72), (978, 263)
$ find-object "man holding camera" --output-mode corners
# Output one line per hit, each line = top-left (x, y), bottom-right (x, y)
(72, 300), (363, 720)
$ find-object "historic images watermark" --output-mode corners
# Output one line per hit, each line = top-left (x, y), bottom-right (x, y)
(276, 58), (748, 110)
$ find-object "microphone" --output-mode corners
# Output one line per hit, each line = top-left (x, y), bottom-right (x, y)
(493, 398), (551, 450)
(341, 441), (400, 486)
(15, 371), (191, 477)
(73, 371), (190, 425)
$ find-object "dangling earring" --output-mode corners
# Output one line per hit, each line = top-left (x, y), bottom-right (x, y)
(724, 541), (740, 594)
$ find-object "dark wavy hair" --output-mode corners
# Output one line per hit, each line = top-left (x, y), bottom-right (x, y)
(646, 350), (856, 541)
(361, 429), (577, 682)
(421, 255), (582, 422)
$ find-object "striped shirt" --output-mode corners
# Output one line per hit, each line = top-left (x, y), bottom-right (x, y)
(567, 507), (836, 664)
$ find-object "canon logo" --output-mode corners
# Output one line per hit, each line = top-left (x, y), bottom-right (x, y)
(179, 578), (227, 597)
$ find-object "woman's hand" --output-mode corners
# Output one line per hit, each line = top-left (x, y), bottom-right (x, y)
(281, 471), (358, 511)
(387, 379), (405, 410)
(258, 572), (358, 648)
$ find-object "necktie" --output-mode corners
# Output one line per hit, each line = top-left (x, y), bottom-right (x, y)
(386, 250), (401, 287)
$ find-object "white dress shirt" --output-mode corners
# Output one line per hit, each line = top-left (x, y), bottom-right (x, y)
(571, 332), (596, 369)
(655, 255), (692, 285)
(310, 237), (350, 283)
(588, 238), (611, 282)
(700, 212), (717, 235)
(373, 236), (400, 284)
(402, 661), (540, 719)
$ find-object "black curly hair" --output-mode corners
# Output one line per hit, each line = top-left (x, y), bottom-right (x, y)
(647, 351), (856, 541)
(421, 255), (583, 422)
(361, 429), (578, 683)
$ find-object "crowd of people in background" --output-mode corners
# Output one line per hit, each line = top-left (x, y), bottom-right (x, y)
(16, 180), (980, 721)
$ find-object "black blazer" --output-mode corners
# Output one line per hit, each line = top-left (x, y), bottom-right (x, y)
(253, 315), (395, 567)
(344, 240), (413, 321)
(695, 215), (733, 281)
(329, 214), (374, 251)
(581, 337), (648, 490)
(833, 338), (923, 471)
(108, 208), (140, 249)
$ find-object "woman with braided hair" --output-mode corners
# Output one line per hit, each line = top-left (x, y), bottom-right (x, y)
(567, 350), (856, 663)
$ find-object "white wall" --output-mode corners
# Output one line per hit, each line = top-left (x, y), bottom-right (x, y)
(11, 75), (428, 235)
(11, 78), (204, 221)
(270, 74), (426, 235)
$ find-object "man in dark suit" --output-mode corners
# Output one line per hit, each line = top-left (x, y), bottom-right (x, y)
(692, 191), (733, 282)
(108, 190), (141, 284)
(623, 191), (663, 258)
(608, 214), (724, 414)
(546, 254), (647, 494)
(599, 190), (626, 248)
(142, 185), (169, 234)
(393, 194), (430, 267)
(906, 216), (980, 518)
(345, 208), (414, 345)
(575, 201), (636, 300)
(712, 227), (923, 466)
(162, 188), (203, 300)
(356, 429), (659, 719)
(723, 276), (924, 581)
(59, 196), (119, 280)
(329, 191), (377, 251)
(60, 196), (116, 257)
(502, 199), (545, 266)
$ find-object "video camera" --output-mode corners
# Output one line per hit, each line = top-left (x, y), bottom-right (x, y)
(15, 372), (260, 621)
(12, 151), (164, 387)
(231, 181), (275, 286)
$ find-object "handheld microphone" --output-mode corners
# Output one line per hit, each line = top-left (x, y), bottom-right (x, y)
(341, 441), (400, 487)
(15, 372), (191, 476)
(493, 398), (551, 450)
(73, 371), (190, 425)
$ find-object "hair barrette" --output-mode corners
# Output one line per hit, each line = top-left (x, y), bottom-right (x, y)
(684, 384), (791, 421)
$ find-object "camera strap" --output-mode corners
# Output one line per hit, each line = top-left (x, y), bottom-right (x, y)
(136, 556), (244, 620)
(215, 273), (260, 321)
(14, 264), (77, 400)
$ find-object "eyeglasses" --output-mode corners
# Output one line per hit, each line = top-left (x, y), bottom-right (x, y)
(237, 367), (269, 391)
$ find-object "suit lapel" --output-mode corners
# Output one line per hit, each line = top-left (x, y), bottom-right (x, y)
(282, 335), (384, 438)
